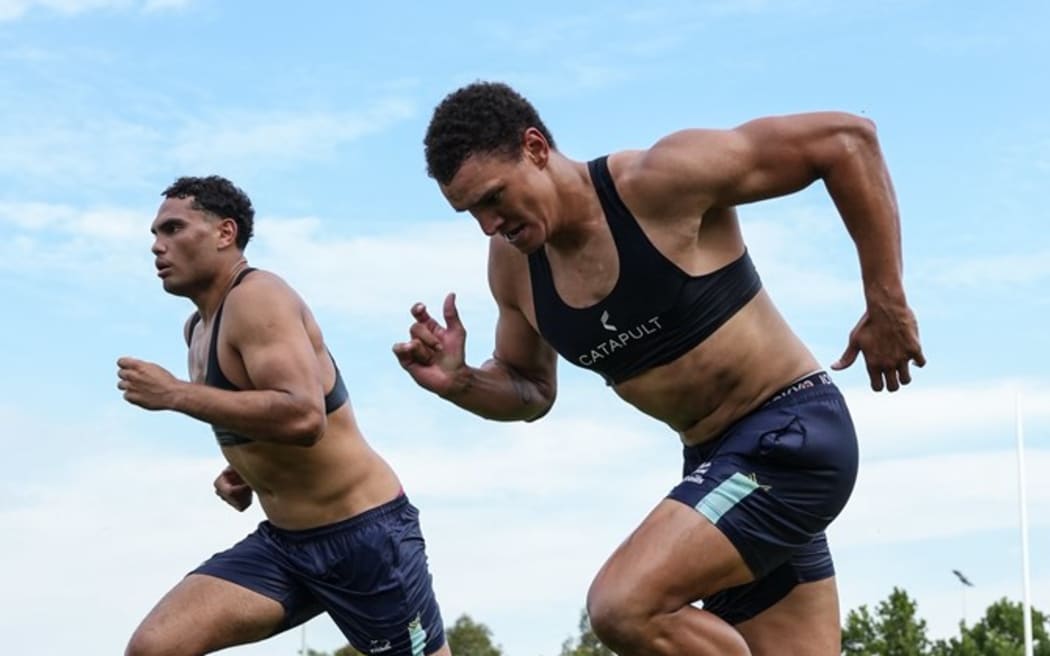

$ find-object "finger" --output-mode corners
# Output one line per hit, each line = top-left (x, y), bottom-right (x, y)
(866, 362), (884, 392)
(443, 292), (463, 331)
(913, 349), (927, 368)
(831, 342), (860, 371)
(116, 356), (139, 369)
(117, 380), (128, 391)
(884, 368), (901, 392)
(410, 303), (440, 331)
(898, 361), (912, 386)
(393, 339), (434, 367)
(409, 322), (442, 350)
(117, 368), (132, 380)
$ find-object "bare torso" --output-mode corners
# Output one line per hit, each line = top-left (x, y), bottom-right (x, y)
(188, 276), (402, 530)
(498, 153), (819, 446)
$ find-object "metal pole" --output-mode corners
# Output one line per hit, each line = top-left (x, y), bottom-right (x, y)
(1016, 390), (1034, 656)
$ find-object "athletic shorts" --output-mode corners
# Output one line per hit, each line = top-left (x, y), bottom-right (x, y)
(192, 495), (446, 655)
(667, 371), (859, 624)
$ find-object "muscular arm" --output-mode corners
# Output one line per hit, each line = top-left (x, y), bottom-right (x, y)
(633, 112), (904, 302)
(627, 112), (923, 389)
(448, 239), (557, 421)
(396, 238), (558, 422)
(170, 275), (326, 445)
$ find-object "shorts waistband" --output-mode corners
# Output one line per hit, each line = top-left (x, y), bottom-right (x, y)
(762, 371), (836, 408)
(264, 493), (409, 542)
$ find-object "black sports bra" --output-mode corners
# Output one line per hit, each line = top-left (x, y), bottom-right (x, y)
(527, 156), (762, 385)
(187, 268), (349, 446)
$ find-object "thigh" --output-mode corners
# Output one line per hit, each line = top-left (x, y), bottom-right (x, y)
(588, 498), (755, 618)
(298, 498), (447, 656)
(735, 577), (841, 656)
(127, 573), (289, 654)
(128, 527), (323, 654)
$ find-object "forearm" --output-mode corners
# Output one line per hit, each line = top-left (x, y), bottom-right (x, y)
(171, 383), (324, 445)
(442, 358), (555, 422)
(822, 120), (906, 305)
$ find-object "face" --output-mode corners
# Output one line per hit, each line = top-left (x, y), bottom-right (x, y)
(150, 196), (237, 296)
(439, 129), (554, 254)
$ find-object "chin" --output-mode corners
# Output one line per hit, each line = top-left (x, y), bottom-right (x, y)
(161, 278), (191, 297)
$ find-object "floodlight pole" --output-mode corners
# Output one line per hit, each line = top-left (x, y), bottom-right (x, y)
(1016, 390), (1034, 656)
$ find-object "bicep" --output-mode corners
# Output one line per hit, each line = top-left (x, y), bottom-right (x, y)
(227, 289), (325, 404)
(492, 301), (557, 385)
(638, 113), (870, 210)
(486, 239), (557, 387)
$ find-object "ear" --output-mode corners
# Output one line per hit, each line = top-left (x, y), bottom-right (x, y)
(216, 217), (239, 249)
(522, 126), (550, 169)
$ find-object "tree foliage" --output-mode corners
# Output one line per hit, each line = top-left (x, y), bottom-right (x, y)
(446, 613), (504, 656)
(844, 588), (1047, 656)
(931, 598), (1050, 656)
(843, 587), (931, 655)
(559, 609), (615, 656)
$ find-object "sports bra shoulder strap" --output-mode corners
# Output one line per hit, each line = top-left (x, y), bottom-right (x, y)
(185, 312), (202, 346)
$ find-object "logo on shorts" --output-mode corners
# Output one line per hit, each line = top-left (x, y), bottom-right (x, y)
(684, 461), (712, 485)
(746, 472), (773, 492)
(368, 639), (392, 654)
(600, 310), (617, 331)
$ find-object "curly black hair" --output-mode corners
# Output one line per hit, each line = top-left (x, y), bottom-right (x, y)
(162, 175), (255, 249)
(424, 81), (557, 185)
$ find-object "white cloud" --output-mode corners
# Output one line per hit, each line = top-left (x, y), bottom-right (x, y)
(833, 449), (1050, 548)
(924, 248), (1050, 288)
(841, 378), (1050, 459)
(0, 97), (415, 190)
(172, 99), (416, 171)
(0, 0), (187, 20)
(3, 373), (1049, 655)
(252, 217), (492, 321)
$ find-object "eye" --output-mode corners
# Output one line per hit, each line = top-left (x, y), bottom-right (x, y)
(482, 189), (503, 206)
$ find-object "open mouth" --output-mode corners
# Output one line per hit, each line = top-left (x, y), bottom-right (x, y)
(503, 225), (525, 242)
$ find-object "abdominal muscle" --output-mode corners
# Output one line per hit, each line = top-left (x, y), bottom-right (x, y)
(612, 290), (820, 446)
(220, 407), (403, 530)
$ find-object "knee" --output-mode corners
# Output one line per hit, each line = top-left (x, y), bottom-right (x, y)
(586, 579), (657, 654)
(125, 625), (182, 656)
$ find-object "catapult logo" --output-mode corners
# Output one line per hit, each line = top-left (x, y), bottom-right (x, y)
(578, 312), (663, 367)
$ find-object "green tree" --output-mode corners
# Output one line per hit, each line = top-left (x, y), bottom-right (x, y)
(932, 598), (1049, 656)
(446, 613), (503, 656)
(559, 608), (615, 656)
(842, 587), (931, 655)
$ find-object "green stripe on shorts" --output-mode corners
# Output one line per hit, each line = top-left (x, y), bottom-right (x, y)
(409, 616), (427, 656)
(695, 472), (759, 524)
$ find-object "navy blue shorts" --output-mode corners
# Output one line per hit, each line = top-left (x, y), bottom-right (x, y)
(667, 372), (858, 624)
(192, 495), (446, 655)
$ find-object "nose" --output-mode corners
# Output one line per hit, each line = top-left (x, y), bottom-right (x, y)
(473, 209), (504, 237)
(151, 237), (165, 255)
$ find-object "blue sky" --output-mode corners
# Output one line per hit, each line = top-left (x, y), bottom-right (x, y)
(1, 1), (1047, 654)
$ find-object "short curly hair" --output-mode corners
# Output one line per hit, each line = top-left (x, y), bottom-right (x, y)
(424, 81), (557, 185)
(162, 175), (255, 250)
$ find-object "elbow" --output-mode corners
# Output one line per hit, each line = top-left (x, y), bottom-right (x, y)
(288, 405), (326, 446)
(524, 385), (557, 423)
(836, 113), (879, 151)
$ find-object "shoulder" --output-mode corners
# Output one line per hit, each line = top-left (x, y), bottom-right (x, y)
(223, 269), (306, 332)
(609, 130), (751, 219)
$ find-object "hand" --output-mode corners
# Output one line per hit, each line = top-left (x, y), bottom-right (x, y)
(831, 302), (926, 392)
(392, 292), (469, 396)
(116, 357), (184, 410)
(214, 465), (253, 511)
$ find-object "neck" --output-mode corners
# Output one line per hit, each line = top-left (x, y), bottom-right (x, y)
(544, 155), (605, 253)
(193, 257), (249, 322)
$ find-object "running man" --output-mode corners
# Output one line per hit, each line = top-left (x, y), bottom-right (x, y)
(394, 82), (924, 655)
(119, 176), (449, 656)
